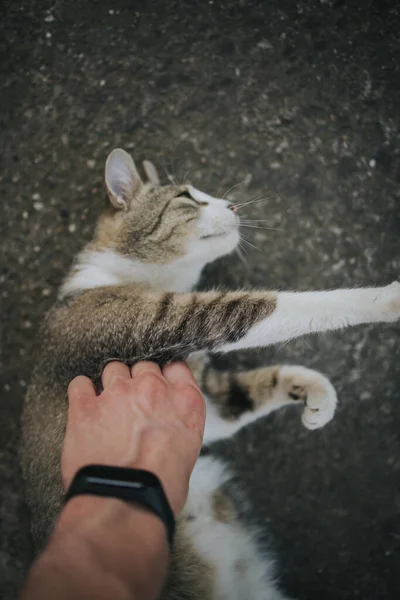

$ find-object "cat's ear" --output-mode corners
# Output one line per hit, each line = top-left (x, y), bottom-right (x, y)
(142, 160), (160, 185)
(105, 148), (143, 210)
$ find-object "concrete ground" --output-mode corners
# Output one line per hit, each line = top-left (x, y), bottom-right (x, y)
(1, 0), (399, 598)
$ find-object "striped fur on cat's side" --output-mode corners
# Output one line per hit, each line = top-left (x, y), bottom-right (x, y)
(21, 149), (400, 600)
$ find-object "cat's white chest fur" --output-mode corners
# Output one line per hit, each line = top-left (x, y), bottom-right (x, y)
(61, 249), (205, 295)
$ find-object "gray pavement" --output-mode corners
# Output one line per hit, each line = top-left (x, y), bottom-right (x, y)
(1, 1), (399, 598)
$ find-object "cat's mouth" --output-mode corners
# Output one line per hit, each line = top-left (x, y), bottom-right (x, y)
(200, 231), (229, 240)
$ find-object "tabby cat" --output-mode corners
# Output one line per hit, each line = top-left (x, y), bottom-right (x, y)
(21, 149), (400, 599)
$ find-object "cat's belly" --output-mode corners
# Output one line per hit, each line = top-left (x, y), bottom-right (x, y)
(183, 455), (288, 600)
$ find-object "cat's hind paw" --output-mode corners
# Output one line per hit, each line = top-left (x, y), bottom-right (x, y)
(280, 365), (338, 430)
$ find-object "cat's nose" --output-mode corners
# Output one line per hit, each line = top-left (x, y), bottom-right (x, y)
(227, 203), (237, 213)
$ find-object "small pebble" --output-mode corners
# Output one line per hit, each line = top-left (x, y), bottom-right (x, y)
(369, 158), (376, 168)
(44, 15), (55, 22)
(32, 192), (41, 200)
(257, 40), (272, 50)
(34, 201), (44, 211)
(22, 211), (29, 219)
(86, 159), (96, 169)
(270, 161), (281, 170)
(68, 223), (77, 233)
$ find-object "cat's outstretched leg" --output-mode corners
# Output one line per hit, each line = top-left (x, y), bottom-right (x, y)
(219, 281), (400, 353)
(188, 356), (337, 444)
(48, 281), (400, 385)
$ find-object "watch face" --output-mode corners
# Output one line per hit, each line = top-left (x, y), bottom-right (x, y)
(87, 476), (145, 490)
(78, 465), (161, 487)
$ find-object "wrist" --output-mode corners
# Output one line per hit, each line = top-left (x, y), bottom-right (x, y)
(53, 495), (169, 599)
(58, 494), (164, 534)
(63, 465), (176, 549)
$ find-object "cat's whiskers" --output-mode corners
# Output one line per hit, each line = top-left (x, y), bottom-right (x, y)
(238, 232), (262, 252)
(234, 189), (270, 207)
(161, 149), (177, 185)
(221, 180), (249, 200)
(237, 239), (250, 263)
(239, 224), (284, 232)
(273, 338), (293, 356)
(239, 219), (276, 222)
(237, 216), (284, 244)
(302, 337), (313, 350)
(182, 165), (208, 185)
(234, 192), (275, 211)
(235, 245), (249, 268)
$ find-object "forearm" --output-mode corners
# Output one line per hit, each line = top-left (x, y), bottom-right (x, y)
(20, 496), (169, 600)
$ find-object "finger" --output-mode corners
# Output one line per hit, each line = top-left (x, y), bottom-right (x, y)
(174, 385), (206, 438)
(163, 363), (205, 436)
(68, 375), (97, 400)
(131, 361), (162, 379)
(102, 361), (131, 388)
(67, 376), (97, 419)
(162, 362), (200, 389)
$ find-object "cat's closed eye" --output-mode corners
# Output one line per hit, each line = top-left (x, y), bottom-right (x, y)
(177, 190), (209, 207)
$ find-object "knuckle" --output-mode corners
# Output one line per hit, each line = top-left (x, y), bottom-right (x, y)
(136, 372), (167, 399)
(111, 376), (129, 396)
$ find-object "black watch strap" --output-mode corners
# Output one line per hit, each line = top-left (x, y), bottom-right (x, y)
(65, 465), (175, 550)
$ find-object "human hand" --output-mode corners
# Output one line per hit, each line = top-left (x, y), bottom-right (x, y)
(63, 361), (206, 516)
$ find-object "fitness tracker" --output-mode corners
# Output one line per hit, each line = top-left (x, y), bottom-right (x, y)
(65, 465), (175, 550)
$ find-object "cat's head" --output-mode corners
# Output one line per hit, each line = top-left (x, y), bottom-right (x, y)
(94, 148), (240, 267)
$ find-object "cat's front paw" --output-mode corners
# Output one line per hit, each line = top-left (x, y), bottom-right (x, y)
(280, 365), (338, 430)
(379, 281), (400, 322)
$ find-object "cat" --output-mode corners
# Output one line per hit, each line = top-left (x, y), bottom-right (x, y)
(21, 148), (400, 599)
